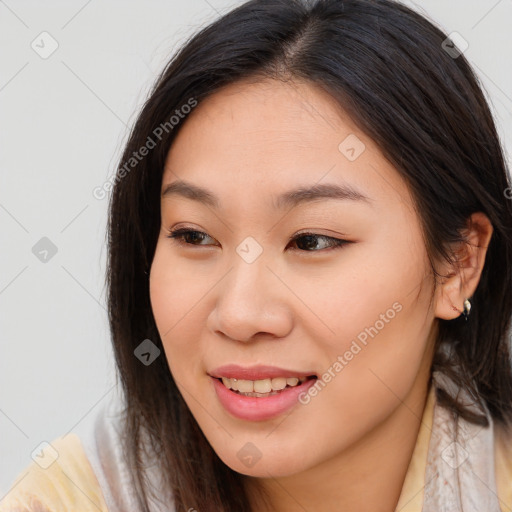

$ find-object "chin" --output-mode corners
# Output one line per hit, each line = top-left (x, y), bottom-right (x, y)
(206, 433), (319, 478)
(224, 453), (311, 478)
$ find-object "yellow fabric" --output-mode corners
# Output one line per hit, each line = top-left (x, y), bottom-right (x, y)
(395, 384), (435, 511)
(0, 434), (108, 512)
(1, 394), (511, 511)
(495, 422), (512, 512)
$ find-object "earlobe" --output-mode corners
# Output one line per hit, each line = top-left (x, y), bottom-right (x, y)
(435, 272), (465, 321)
(434, 212), (493, 321)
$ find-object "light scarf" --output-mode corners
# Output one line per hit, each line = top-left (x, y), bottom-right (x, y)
(422, 370), (502, 511)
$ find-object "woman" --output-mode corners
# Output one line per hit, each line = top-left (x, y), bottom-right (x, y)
(2, 0), (511, 510)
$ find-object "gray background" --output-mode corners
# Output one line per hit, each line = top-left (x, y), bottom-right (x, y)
(1, 0), (511, 496)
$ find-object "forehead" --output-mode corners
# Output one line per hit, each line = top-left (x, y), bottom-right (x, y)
(161, 78), (413, 210)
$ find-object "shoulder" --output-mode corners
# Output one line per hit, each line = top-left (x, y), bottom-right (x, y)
(0, 433), (109, 512)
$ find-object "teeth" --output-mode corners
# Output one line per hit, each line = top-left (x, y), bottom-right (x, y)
(238, 379), (254, 393)
(220, 376), (307, 394)
(271, 377), (287, 390)
(254, 378), (272, 393)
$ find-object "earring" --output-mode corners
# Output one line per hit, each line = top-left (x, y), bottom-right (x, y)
(462, 298), (471, 321)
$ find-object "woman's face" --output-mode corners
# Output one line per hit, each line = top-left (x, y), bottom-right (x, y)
(149, 78), (437, 478)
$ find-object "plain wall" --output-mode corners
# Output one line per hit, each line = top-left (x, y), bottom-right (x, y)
(1, 0), (511, 496)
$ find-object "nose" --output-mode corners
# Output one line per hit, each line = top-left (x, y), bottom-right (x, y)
(206, 254), (294, 343)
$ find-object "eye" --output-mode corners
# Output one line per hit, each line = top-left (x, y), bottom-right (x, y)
(166, 228), (217, 246)
(287, 232), (349, 252)
(165, 228), (350, 252)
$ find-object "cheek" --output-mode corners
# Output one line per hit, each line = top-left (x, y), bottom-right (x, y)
(289, 233), (427, 351)
(300, 232), (432, 401)
(149, 243), (207, 371)
(149, 238), (212, 329)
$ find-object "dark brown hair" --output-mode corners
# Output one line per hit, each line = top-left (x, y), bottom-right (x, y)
(106, 0), (512, 510)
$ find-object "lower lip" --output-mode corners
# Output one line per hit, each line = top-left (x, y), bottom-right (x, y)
(211, 376), (317, 421)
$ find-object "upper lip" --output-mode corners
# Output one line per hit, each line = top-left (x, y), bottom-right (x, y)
(208, 364), (317, 381)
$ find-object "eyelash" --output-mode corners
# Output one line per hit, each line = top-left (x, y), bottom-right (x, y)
(165, 228), (350, 252)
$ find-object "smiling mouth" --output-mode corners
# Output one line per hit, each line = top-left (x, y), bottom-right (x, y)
(215, 375), (317, 397)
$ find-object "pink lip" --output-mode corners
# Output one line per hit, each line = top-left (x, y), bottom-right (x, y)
(208, 364), (317, 381)
(209, 368), (318, 422)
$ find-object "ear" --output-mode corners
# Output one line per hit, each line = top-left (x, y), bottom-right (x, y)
(434, 212), (493, 320)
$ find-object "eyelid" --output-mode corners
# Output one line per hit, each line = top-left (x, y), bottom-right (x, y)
(291, 228), (349, 239)
(167, 224), (348, 239)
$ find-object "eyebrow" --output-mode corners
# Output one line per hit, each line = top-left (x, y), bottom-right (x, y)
(161, 180), (372, 210)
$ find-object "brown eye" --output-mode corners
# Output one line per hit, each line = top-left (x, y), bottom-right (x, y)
(166, 228), (217, 246)
(287, 233), (349, 252)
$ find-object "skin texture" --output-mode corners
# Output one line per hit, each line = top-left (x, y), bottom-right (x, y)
(149, 77), (493, 511)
